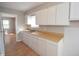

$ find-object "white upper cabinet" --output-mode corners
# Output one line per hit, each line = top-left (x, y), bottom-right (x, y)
(70, 2), (79, 21)
(56, 3), (70, 25)
(35, 3), (70, 25)
(36, 6), (56, 25)
(47, 6), (56, 25)
(36, 8), (48, 25)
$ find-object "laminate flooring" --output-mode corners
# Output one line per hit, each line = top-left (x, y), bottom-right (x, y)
(5, 33), (39, 56)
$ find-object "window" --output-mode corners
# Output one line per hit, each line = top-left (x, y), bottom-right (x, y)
(27, 16), (39, 28)
(3, 20), (9, 29)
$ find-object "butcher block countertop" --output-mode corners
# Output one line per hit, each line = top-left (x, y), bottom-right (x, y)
(23, 30), (64, 43)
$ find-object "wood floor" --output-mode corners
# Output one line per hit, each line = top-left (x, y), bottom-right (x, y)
(5, 33), (39, 56)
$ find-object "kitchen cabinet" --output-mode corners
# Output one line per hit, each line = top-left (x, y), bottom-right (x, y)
(22, 33), (28, 45)
(35, 3), (70, 25)
(70, 2), (79, 21)
(21, 31), (63, 56)
(23, 33), (33, 48)
(36, 6), (56, 25)
(22, 32), (29, 45)
(37, 38), (47, 56)
(27, 36), (33, 48)
(56, 3), (70, 25)
(47, 6), (56, 25)
(36, 8), (48, 25)
(46, 41), (57, 56)
(31, 37), (38, 53)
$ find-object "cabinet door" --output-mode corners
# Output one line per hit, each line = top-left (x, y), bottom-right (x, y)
(56, 3), (70, 25)
(22, 36), (27, 45)
(23, 33), (30, 46)
(37, 38), (47, 56)
(36, 8), (48, 25)
(22, 33), (28, 45)
(31, 37), (39, 53)
(70, 2), (79, 20)
(28, 37), (33, 48)
(48, 6), (56, 25)
(46, 41), (57, 56)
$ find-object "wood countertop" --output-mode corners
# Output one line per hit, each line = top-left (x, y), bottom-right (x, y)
(23, 30), (64, 43)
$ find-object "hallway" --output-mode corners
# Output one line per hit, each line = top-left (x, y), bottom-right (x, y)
(5, 33), (39, 56)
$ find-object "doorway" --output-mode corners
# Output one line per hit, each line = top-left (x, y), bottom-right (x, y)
(3, 17), (16, 34)
(2, 17), (16, 55)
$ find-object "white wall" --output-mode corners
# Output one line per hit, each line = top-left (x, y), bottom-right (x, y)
(0, 35), (5, 56)
(38, 21), (79, 33)
(39, 25), (64, 33)
(0, 19), (5, 56)
(63, 28), (79, 56)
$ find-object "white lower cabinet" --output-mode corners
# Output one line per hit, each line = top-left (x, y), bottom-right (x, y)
(21, 31), (63, 56)
(46, 41), (58, 56)
(25, 35), (33, 48)
(31, 37), (38, 53)
(22, 33), (31, 46)
(37, 38), (47, 56)
(28, 37), (33, 48)
(22, 34), (28, 45)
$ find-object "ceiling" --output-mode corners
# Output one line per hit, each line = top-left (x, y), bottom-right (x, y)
(0, 2), (45, 12)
